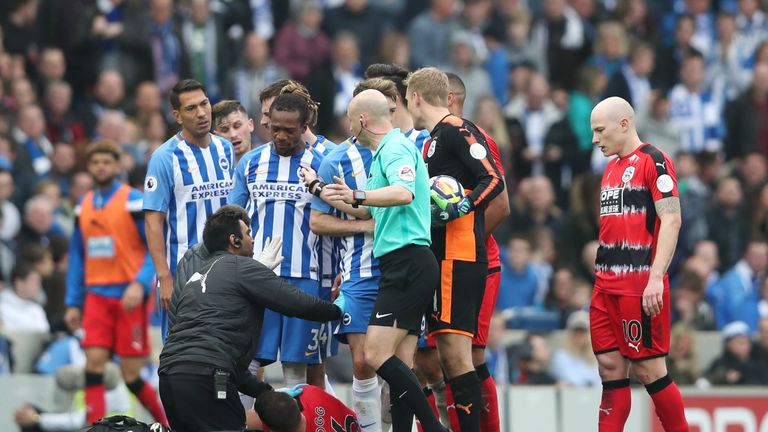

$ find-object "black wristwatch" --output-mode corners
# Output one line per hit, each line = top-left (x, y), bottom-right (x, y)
(309, 180), (326, 197)
(352, 190), (366, 208)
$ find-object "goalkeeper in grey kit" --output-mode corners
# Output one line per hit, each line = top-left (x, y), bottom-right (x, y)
(158, 205), (343, 432)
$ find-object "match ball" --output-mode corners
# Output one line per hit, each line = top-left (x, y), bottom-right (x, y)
(430, 175), (465, 209)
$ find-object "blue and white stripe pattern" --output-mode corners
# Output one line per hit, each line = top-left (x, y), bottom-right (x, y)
(308, 136), (340, 286)
(143, 133), (235, 273)
(307, 135), (337, 156)
(668, 84), (725, 153)
(404, 128), (431, 153)
(313, 137), (379, 281)
(228, 143), (324, 279)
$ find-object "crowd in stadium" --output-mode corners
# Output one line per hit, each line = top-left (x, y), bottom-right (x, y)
(2, 0), (768, 425)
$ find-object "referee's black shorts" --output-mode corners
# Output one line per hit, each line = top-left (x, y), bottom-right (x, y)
(427, 259), (487, 338)
(369, 244), (438, 334)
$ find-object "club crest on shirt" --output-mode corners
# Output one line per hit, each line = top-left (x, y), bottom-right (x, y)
(426, 139), (436, 158)
(219, 157), (229, 171)
(621, 166), (635, 183)
(297, 166), (305, 180)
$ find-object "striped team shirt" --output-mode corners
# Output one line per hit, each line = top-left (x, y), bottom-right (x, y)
(143, 133), (235, 274)
(404, 128), (431, 152)
(596, 143), (678, 296)
(312, 137), (379, 281)
(308, 135), (337, 156)
(307, 135), (340, 286)
(228, 143), (324, 279)
(667, 83), (724, 153)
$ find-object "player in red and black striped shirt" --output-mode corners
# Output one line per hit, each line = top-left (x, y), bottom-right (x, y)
(590, 97), (688, 432)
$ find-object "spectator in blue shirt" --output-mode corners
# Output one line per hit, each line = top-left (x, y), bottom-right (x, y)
(497, 234), (539, 311)
(708, 239), (768, 331)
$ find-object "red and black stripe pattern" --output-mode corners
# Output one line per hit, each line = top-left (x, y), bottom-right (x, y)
(595, 143), (678, 296)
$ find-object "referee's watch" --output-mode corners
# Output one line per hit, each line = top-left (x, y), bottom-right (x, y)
(352, 190), (366, 208)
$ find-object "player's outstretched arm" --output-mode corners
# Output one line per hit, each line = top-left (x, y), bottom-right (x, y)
(309, 210), (374, 237)
(643, 196), (682, 317)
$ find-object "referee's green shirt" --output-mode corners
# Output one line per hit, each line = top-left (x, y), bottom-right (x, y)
(366, 129), (431, 258)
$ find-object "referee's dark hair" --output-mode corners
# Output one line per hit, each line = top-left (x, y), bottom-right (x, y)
(202, 205), (251, 254)
(270, 93), (311, 126)
(365, 63), (410, 103)
(254, 391), (302, 432)
(170, 79), (207, 110)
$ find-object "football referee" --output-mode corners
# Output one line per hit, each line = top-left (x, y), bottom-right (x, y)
(323, 89), (446, 432)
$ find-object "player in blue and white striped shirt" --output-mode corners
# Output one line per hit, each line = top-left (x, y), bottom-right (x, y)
(228, 93), (326, 389)
(143, 80), (235, 339)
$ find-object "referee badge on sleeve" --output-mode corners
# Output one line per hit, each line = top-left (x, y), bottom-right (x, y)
(398, 165), (415, 182)
(656, 174), (674, 193)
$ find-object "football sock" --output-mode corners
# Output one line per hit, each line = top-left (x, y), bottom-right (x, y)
(646, 375), (689, 432)
(325, 374), (337, 397)
(428, 379), (450, 426)
(85, 372), (105, 425)
(417, 387), (438, 432)
(448, 371), (482, 432)
(599, 378), (631, 432)
(376, 356), (445, 432)
(282, 363), (306, 388)
(126, 378), (168, 425)
(353, 376), (382, 431)
(476, 363), (500, 432)
(445, 383), (461, 431)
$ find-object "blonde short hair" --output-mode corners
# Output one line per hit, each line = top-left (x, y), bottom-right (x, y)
(405, 67), (449, 107)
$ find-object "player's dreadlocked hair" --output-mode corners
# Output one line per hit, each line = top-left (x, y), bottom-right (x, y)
(279, 80), (320, 128)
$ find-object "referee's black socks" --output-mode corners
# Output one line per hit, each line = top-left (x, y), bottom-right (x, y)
(377, 356), (446, 432)
(448, 370), (482, 432)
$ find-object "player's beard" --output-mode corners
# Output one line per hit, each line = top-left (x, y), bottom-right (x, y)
(95, 174), (117, 189)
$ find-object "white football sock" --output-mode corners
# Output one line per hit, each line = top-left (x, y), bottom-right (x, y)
(353, 376), (382, 431)
(282, 363), (307, 388)
(428, 380), (449, 426)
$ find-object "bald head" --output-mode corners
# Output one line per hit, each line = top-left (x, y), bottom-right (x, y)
(349, 89), (392, 123)
(591, 97), (635, 124)
(590, 97), (642, 157)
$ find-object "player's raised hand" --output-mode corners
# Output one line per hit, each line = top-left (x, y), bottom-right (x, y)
(301, 166), (317, 188)
(642, 277), (664, 317)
